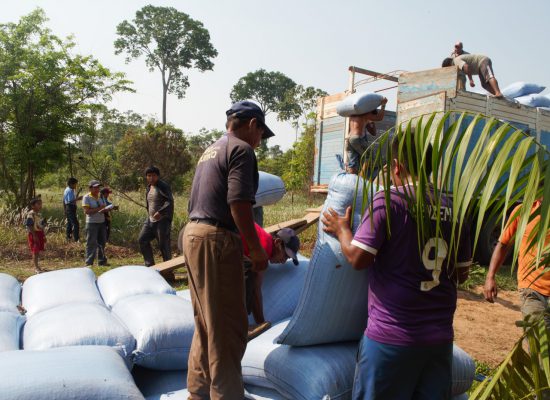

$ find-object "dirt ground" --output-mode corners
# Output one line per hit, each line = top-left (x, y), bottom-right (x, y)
(454, 286), (523, 367)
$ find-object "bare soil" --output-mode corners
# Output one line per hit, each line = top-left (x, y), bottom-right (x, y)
(454, 286), (523, 367)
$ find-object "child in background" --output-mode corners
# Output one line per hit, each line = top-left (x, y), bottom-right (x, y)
(26, 197), (47, 274)
(100, 187), (119, 243)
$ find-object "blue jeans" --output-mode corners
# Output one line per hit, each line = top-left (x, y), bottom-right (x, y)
(352, 336), (452, 400)
(65, 204), (79, 242)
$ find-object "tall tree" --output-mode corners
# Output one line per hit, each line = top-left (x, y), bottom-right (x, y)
(230, 69), (297, 119)
(279, 85), (329, 127)
(0, 9), (131, 208)
(116, 122), (192, 192)
(114, 5), (218, 125)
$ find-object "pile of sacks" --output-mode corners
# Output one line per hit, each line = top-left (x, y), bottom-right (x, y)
(502, 81), (550, 108)
(0, 173), (476, 399)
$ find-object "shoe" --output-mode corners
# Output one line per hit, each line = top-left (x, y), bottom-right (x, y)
(98, 262), (110, 267)
(247, 321), (271, 341)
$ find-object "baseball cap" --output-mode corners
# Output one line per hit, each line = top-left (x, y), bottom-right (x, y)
(100, 187), (112, 194)
(226, 101), (275, 139)
(276, 228), (300, 266)
(88, 180), (102, 188)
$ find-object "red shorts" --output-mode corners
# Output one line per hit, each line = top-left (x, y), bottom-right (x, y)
(28, 231), (45, 254)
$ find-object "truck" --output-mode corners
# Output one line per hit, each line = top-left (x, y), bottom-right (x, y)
(312, 65), (550, 264)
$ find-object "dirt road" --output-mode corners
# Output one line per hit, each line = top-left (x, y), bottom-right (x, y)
(454, 287), (523, 367)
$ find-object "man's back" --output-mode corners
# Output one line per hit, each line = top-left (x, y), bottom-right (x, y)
(188, 134), (258, 232)
(354, 186), (471, 345)
(454, 54), (487, 75)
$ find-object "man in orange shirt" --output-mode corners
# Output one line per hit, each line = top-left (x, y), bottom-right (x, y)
(484, 199), (550, 327)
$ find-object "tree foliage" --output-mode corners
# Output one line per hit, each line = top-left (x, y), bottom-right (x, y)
(230, 69), (297, 119)
(279, 85), (328, 126)
(114, 5), (218, 125)
(116, 122), (192, 192)
(282, 120), (316, 191)
(0, 9), (132, 208)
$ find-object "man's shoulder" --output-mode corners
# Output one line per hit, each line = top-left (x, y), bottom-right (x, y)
(227, 135), (253, 152)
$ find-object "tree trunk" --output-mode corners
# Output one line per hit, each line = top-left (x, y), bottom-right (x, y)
(162, 72), (167, 126)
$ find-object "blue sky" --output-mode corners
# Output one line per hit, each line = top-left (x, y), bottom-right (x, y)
(3, 0), (550, 149)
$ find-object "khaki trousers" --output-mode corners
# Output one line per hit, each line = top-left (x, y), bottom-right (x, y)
(183, 222), (248, 400)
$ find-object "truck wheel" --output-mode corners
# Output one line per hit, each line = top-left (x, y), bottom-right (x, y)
(475, 216), (510, 266)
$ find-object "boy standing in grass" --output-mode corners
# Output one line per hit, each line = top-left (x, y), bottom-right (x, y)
(26, 197), (46, 274)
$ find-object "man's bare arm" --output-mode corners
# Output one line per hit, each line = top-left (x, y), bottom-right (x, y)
(322, 207), (375, 270)
(231, 201), (268, 272)
(483, 242), (510, 302)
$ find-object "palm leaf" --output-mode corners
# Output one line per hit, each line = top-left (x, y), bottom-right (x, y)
(353, 111), (550, 398)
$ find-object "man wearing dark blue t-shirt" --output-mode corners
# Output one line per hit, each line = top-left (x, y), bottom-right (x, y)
(183, 101), (273, 400)
(323, 135), (472, 399)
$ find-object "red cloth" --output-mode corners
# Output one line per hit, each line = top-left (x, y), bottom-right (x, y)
(241, 223), (273, 258)
(28, 231), (45, 254)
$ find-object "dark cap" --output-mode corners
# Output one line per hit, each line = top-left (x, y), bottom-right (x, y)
(100, 187), (112, 194)
(89, 180), (102, 188)
(276, 228), (300, 266)
(226, 101), (275, 139)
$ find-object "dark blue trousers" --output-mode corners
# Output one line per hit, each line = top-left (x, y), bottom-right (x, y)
(352, 336), (452, 400)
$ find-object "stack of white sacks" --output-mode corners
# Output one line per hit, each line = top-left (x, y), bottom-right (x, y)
(0, 173), (476, 399)
(502, 81), (550, 109)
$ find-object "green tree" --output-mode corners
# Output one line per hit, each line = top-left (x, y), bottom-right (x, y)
(115, 5), (218, 125)
(282, 122), (316, 191)
(279, 85), (328, 127)
(72, 108), (145, 185)
(116, 121), (192, 192)
(186, 127), (224, 163)
(230, 69), (297, 119)
(0, 9), (131, 208)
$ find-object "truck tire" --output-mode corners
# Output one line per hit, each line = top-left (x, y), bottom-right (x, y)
(475, 215), (511, 266)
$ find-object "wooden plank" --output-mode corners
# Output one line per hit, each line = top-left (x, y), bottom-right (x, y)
(537, 109), (550, 133)
(348, 66), (399, 83)
(153, 255), (187, 274)
(294, 211), (321, 235)
(310, 185), (328, 193)
(264, 218), (307, 235)
(398, 67), (457, 104)
(318, 92), (346, 119)
(397, 92), (446, 126)
(305, 206), (323, 213)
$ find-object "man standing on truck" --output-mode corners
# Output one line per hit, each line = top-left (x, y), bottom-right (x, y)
(183, 101), (271, 399)
(484, 199), (550, 329)
(442, 54), (504, 98)
(346, 97), (388, 175)
(451, 41), (468, 58)
(450, 42), (469, 90)
(322, 134), (472, 399)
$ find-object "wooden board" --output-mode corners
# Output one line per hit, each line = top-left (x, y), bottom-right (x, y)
(153, 255), (187, 274)
(397, 92), (446, 127)
(398, 67), (458, 104)
(310, 185), (328, 193)
(317, 92), (347, 119)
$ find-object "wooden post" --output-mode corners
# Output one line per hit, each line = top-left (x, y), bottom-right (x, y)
(343, 67), (356, 168)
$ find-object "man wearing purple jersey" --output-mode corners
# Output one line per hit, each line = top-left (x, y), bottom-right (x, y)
(322, 135), (472, 400)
